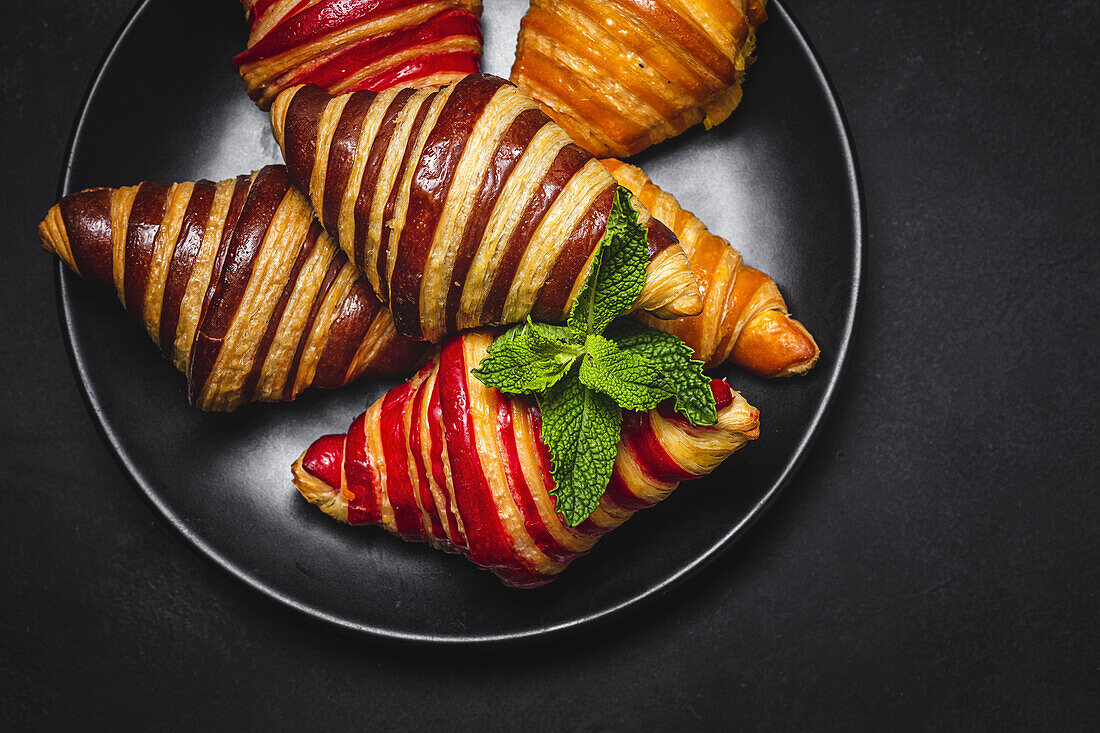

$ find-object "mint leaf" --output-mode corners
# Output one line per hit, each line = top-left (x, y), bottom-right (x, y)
(471, 318), (582, 394)
(567, 186), (650, 340)
(470, 184), (711, 527)
(506, 318), (573, 345)
(578, 334), (673, 412)
(604, 319), (718, 426)
(538, 365), (622, 526)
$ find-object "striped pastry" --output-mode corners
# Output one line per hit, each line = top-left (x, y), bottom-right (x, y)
(605, 159), (819, 376)
(292, 329), (760, 587)
(234, 0), (483, 110)
(38, 165), (425, 411)
(510, 0), (768, 158)
(270, 73), (703, 343)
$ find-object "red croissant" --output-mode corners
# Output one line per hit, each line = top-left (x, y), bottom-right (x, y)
(235, 0), (483, 109)
(37, 165), (425, 411)
(292, 329), (760, 587)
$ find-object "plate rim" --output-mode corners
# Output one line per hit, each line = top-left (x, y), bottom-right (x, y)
(55, 0), (866, 646)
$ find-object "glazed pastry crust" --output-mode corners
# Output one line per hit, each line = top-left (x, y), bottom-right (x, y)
(292, 329), (759, 587)
(510, 0), (767, 158)
(603, 158), (819, 377)
(235, 0), (484, 109)
(38, 165), (425, 411)
(271, 74), (703, 342)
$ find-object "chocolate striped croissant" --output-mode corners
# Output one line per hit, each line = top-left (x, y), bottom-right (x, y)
(292, 329), (760, 587)
(234, 0), (483, 110)
(270, 73), (703, 343)
(604, 159), (819, 377)
(510, 0), (768, 158)
(38, 165), (425, 411)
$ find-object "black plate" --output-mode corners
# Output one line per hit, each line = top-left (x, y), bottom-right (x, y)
(57, 0), (863, 643)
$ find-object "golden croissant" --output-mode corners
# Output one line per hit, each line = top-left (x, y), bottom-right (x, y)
(38, 165), (425, 411)
(510, 0), (768, 158)
(292, 329), (760, 587)
(604, 159), (819, 376)
(269, 73), (704, 343)
(234, 0), (483, 109)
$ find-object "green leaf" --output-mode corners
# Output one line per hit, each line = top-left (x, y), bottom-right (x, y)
(538, 366), (622, 526)
(506, 318), (574, 346)
(578, 334), (673, 412)
(567, 186), (650, 341)
(471, 318), (583, 395)
(604, 319), (718, 426)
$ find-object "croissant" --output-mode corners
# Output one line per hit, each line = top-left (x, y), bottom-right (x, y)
(270, 73), (703, 343)
(510, 0), (768, 158)
(604, 159), (819, 376)
(38, 165), (425, 411)
(292, 329), (760, 587)
(234, 0), (483, 110)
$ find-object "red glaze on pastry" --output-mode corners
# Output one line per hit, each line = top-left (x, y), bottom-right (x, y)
(235, 0), (483, 109)
(292, 329), (760, 587)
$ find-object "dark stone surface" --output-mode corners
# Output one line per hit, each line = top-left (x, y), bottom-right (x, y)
(2, 0), (1096, 729)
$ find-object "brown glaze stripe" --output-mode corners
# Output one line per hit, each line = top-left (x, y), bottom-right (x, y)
(198, 174), (254, 322)
(158, 179), (216, 360)
(643, 214), (677, 257)
(122, 182), (170, 322)
(482, 143), (592, 324)
(59, 188), (114, 289)
(313, 272), (382, 389)
(390, 75), (501, 340)
(283, 85), (332, 196)
(352, 87), (416, 273)
(189, 167), (288, 404)
(532, 183), (616, 320)
(609, 0), (736, 84)
(282, 249), (345, 400)
(240, 220), (322, 401)
(375, 89), (438, 321)
(321, 89), (376, 235)
(445, 107), (549, 334)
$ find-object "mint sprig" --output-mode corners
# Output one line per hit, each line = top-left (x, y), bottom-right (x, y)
(473, 186), (716, 526)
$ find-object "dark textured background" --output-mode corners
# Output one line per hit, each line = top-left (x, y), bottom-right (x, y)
(2, 0), (1097, 729)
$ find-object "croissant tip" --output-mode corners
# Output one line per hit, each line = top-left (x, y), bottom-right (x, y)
(36, 216), (55, 253)
(748, 406), (761, 435)
(767, 349), (821, 378)
(725, 392), (762, 441)
(293, 437), (349, 523)
(299, 433), (345, 492)
(650, 288), (704, 319)
(735, 312), (821, 378)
